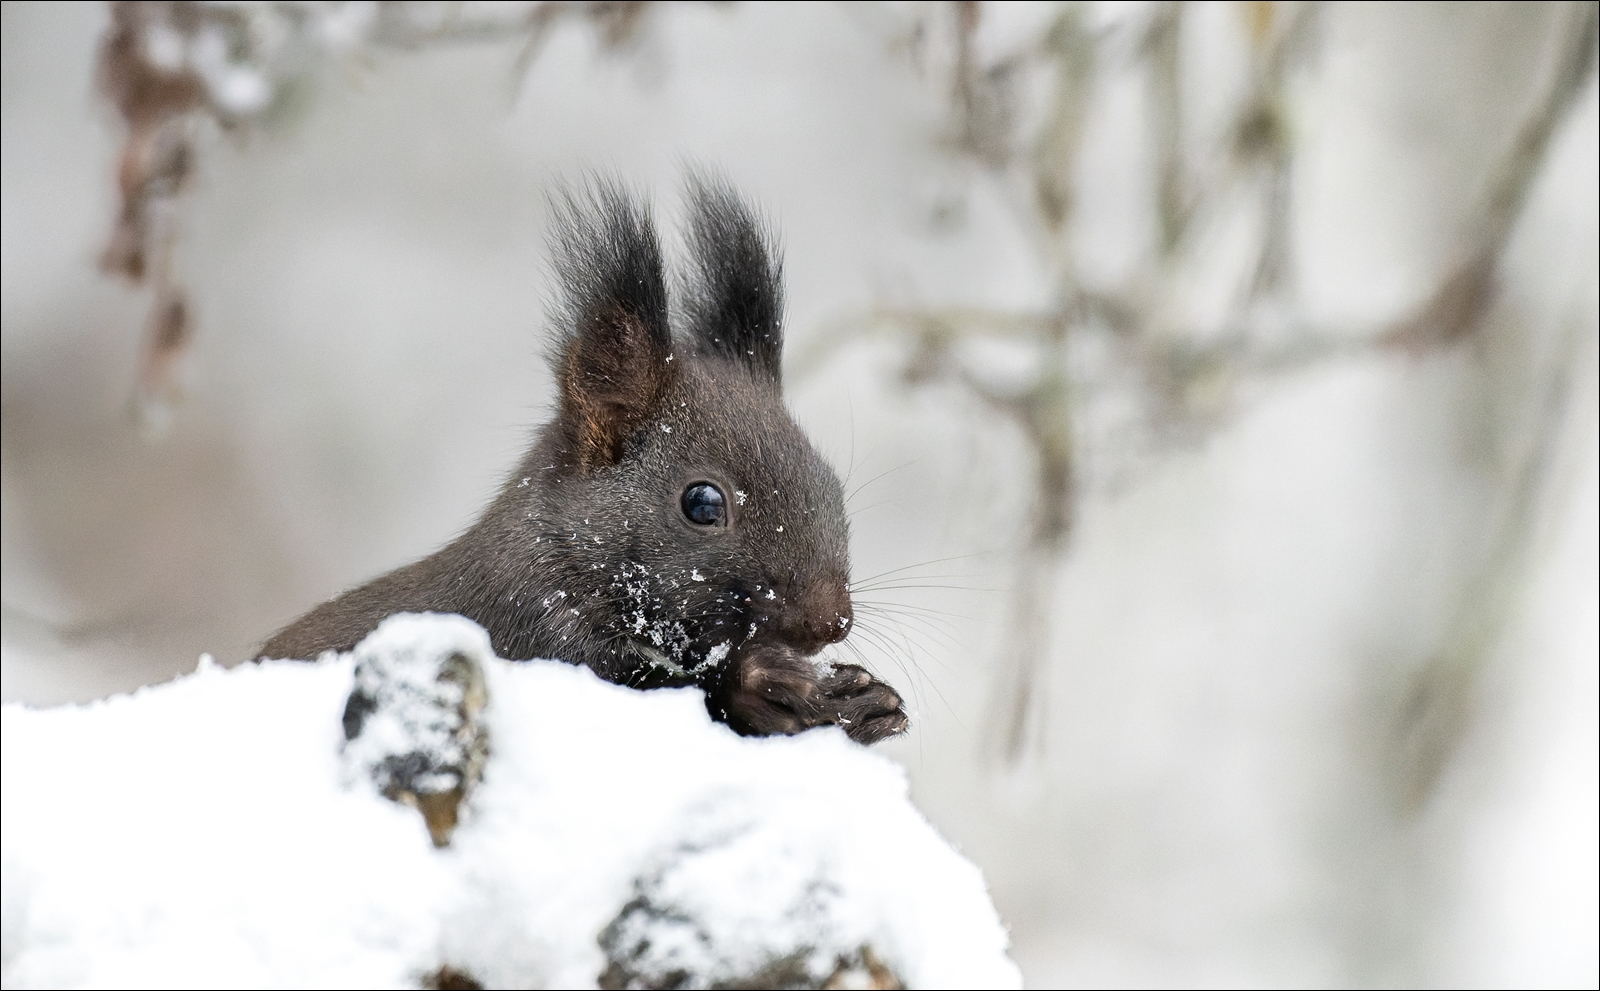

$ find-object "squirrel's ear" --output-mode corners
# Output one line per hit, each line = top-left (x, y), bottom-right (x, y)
(681, 172), (784, 384)
(550, 180), (676, 470)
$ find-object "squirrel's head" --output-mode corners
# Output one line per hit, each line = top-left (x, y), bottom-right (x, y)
(496, 176), (851, 682)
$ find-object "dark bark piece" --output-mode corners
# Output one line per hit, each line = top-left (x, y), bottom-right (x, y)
(422, 965), (484, 990)
(600, 877), (906, 990)
(341, 640), (490, 848)
(597, 946), (903, 991)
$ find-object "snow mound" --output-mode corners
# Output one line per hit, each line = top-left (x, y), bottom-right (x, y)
(2, 613), (1020, 989)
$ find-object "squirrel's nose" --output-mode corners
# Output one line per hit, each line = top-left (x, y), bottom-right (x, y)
(776, 576), (853, 654)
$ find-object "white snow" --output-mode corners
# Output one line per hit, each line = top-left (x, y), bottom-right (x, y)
(703, 640), (732, 669)
(1, 614), (1019, 990)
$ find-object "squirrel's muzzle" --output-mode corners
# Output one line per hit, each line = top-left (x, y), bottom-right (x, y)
(772, 576), (854, 655)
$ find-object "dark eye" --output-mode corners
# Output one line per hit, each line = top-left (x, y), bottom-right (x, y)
(681, 483), (727, 526)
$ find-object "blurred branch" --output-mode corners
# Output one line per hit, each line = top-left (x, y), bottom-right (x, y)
(1144, 2), (1188, 255)
(95, 0), (667, 438)
(824, 0), (1598, 768)
(1387, 0), (1600, 809)
(1384, 0), (1598, 354)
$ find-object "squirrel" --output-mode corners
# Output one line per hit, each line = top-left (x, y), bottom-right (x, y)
(261, 175), (908, 745)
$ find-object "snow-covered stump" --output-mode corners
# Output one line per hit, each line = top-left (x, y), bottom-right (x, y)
(1, 614), (1020, 989)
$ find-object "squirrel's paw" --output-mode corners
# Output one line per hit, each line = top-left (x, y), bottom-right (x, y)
(815, 663), (909, 745)
(713, 646), (908, 745)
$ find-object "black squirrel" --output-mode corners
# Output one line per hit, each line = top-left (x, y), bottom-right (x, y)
(262, 175), (907, 745)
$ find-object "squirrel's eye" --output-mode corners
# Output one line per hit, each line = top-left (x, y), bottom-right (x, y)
(681, 483), (727, 526)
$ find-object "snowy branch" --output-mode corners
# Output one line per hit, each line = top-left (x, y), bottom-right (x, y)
(1, 614), (1018, 989)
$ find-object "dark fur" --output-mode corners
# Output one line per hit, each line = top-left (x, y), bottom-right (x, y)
(262, 177), (906, 744)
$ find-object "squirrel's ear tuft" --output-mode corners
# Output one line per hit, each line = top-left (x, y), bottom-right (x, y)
(549, 178), (676, 470)
(680, 172), (784, 384)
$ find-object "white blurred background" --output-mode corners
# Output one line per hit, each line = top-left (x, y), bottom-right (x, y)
(3, 2), (1596, 986)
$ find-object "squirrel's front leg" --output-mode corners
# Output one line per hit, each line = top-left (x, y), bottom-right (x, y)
(707, 645), (908, 745)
